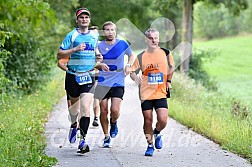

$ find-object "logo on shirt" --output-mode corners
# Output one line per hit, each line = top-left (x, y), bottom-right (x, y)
(84, 42), (95, 51)
(146, 63), (159, 70)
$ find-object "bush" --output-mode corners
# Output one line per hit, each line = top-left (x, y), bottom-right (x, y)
(0, 0), (57, 94)
(189, 49), (218, 90)
(194, 2), (240, 39)
(3, 37), (55, 93)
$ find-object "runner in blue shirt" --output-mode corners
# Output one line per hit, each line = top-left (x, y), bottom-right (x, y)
(57, 8), (108, 154)
(94, 21), (134, 148)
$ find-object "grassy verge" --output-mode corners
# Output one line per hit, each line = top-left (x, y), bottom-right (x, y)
(0, 67), (65, 166)
(169, 72), (252, 163)
(194, 35), (252, 104)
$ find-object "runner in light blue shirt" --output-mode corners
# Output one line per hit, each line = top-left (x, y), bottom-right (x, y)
(57, 8), (109, 154)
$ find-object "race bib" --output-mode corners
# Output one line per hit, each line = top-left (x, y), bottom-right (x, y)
(75, 72), (92, 85)
(148, 72), (164, 84)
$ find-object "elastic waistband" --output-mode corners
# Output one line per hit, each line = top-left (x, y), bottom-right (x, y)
(67, 68), (95, 75)
(109, 68), (124, 72)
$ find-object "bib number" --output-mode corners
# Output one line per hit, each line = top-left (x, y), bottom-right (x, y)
(148, 72), (164, 84)
(75, 72), (92, 85)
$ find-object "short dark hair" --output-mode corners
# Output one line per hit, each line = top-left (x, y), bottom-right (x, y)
(102, 21), (116, 30)
(89, 26), (99, 30)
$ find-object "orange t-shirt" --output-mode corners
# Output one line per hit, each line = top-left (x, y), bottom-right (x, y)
(59, 57), (70, 64)
(131, 48), (174, 100)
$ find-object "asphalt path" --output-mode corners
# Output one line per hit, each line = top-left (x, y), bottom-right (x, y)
(45, 77), (251, 167)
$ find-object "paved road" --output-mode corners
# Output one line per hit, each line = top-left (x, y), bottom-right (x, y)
(45, 77), (251, 167)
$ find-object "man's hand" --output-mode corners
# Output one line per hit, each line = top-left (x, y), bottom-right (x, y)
(96, 63), (109, 71)
(134, 75), (143, 85)
(124, 65), (131, 76)
(96, 53), (103, 62)
(74, 42), (86, 52)
(166, 82), (172, 90)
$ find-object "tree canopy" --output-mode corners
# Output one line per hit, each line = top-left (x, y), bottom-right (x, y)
(0, 0), (250, 100)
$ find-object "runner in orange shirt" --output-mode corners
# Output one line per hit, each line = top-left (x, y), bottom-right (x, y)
(130, 28), (174, 156)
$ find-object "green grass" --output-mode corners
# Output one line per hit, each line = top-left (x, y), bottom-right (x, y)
(0, 67), (65, 167)
(169, 72), (252, 163)
(194, 35), (252, 104)
(170, 35), (252, 162)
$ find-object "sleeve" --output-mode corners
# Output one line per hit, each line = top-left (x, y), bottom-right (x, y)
(60, 33), (73, 50)
(59, 57), (70, 64)
(123, 40), (132, 56)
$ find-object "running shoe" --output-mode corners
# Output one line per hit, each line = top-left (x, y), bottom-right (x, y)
(145, 144), (154, 156)
(92, 118), (99, 127)
(77, 139), (90, 154)
(68, 123), (77, 143)
(103, 136), (111, 148)
(154, 134), (163, 149)
(110, 121), (118, 138)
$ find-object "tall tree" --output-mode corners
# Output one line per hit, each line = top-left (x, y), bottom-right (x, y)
(181, 0), (193, 73)
(180, 0), (247, 74)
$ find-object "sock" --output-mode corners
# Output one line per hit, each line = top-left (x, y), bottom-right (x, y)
(148, 143), (154, 147)
(79, 116), (90, 138)
(70, 122), (77, 128)
(94, 116), (98, 120)
(154, 128), (160, 135)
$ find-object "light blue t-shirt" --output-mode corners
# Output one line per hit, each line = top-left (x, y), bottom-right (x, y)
(98, 39), (132, 87)
(60, 28), (99, 73)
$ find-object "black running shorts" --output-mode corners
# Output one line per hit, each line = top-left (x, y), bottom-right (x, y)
(141, 98), (168, 111)
(94, 85), (124, 100)
(65, 72), (95, 98)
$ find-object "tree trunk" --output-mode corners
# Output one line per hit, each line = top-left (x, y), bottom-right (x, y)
(167, 17), (179, 49)
(181, 0), (193, 74)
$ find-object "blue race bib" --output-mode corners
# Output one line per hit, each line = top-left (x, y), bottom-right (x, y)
(75, 72), (92, 85)
(148, 72), (164, 84)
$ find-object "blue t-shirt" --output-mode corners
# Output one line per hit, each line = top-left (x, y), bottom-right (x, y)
(60, 28), (99, 73)
(98, 39), (132, 87)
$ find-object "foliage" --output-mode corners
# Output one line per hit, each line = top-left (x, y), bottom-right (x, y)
(0, 22), (12, 96)
(238, 0), (252, 33)
(77, 0), (153, 31)
(152, 0), (182, 48)
(201, 0), (248, 16)
(45, 0), (79, 48)
(170, 72), (252, 163)
(0, 67), (65, 166)
(189, 49), (218, 90)
(230, 99), (249, 119)
(194, 2), (241, 39)
(0, 0), (57, 94)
